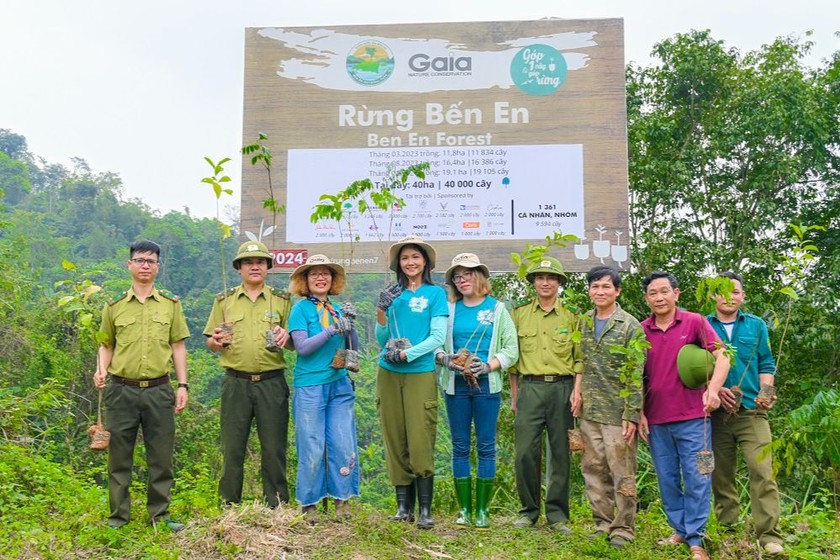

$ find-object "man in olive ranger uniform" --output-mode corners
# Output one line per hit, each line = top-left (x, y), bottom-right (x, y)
(573, 265), (644, 549)
(509, 257), (583, 534)
(204, 241), (292, 507)
(93, 240), (190, 532)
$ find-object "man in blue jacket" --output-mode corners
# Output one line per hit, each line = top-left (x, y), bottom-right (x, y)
(707, 271), (784, 556)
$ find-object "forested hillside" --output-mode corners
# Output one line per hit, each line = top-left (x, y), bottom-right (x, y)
(0, 30), (838, 559)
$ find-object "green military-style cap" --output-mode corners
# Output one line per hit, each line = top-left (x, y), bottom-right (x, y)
(525, 256), (568, 284)
(232, 241), (273, 269)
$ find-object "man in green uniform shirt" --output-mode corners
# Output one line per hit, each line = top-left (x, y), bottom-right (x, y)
(509, 257), (583, 533)
(93, 240), (190, 532)
(204, 241), (292, 507)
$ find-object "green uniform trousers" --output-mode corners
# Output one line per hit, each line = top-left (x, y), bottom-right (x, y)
(105, 381), (176, 526)
(711, 409), (782, 546)
(580, 418), (637, 540)
(376, 367), (438, 485)
(219, 372), (290, 507)
(514, 376), (574, 524)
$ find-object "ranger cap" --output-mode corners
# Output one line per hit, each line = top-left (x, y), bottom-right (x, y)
(525, 256), (568, 284)
(232, 241), (273, 269)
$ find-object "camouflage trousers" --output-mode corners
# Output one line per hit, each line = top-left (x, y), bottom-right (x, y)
(580, 418), (637, 540)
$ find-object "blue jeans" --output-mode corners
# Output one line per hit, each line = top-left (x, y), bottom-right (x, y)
(444, 373), (501, 478)
(649, 418), (712, 547)
(293, 376), (360, 506)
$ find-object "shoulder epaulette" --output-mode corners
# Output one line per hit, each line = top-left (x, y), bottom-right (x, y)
(269, 287), (290, 299)
(513, 298), (532, 309)
(108, 291), (128, 306)
(158, 289), (180, 302)
(216, 287), (237, 302)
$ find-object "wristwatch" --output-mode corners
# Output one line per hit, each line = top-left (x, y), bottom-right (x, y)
(177, 382), (190, 391)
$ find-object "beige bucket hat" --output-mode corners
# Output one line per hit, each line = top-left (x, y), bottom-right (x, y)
(388, 235), (437, 272)
(444, 253), (490, 286)
(290, 254), (346, 283)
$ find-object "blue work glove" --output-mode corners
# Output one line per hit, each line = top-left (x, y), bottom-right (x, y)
(377, 283), (403, 312)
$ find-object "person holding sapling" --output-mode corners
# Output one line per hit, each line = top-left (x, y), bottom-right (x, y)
(572, 265), (645, 549)
(204, 241), (292, 508)
(508, 256), (582, 535)
(435, 253), (518, 530)
(638, 271), (729, 560)
(93, 240), (189, 532)
(376, 235), (448, 530)
(706, 271), (784, 556)
(287, 254), (360, 521)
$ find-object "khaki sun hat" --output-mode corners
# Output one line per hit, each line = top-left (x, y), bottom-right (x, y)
(676, 343), (715, 389)
(388, 235), (437, 272)
(445, 253), (490, 286)
(290, 254), (346, 283)
(525, 256), (568, 284)
(232, 241), (273, 269)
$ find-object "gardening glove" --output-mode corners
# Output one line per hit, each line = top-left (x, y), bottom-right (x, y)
(383, 347), (405, 364)
(435, 352), (463, 371)
(333, 316), (354, 335)
(468, 358), (491, 376)
(339, 301), (357, 320)
(377, 283), (403, 312)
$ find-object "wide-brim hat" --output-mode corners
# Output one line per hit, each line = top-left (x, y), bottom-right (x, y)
(290, 254), (346, 282)
(388, 235), (436, 272)
(676, 343), (715, 389)
(445, 253), (490, 286)
(525, 256), (568, 284)
(232, 241), (273, 269)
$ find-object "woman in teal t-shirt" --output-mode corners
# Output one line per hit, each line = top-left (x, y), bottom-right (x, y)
(375, 236), (447, 530)
(288, 255), (360, 521)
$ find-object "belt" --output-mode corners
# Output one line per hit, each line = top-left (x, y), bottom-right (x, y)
(520, 374), (573, 383)
(110, 374), (169, 388)
(226, 368), (284, 382)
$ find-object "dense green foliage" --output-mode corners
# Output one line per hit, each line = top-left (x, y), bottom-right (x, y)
(0, 29), (838, 558)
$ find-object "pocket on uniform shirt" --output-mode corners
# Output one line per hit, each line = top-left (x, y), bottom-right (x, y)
(151, 314), (171, 341)
(114, 315), (140, 343)
(519, 329), (538, 352)
(552, 331), (572, 355)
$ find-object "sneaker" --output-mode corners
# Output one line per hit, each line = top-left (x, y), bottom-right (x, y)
(512, 516), (535, 529)
(689, 545), (709, 560)
(609, 536), (630, 549)
(763, 542), (784, 555)
(547, 522), (571, 535)
(657, 533), (686, 546)
(164, 519), (185, 533)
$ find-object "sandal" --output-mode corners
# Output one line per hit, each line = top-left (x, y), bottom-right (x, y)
(689, 545), (709, 560)
(657, 534), (686, 546)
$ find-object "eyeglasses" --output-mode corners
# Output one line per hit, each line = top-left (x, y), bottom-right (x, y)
(452, 271), (474, 283)
(129, 258), (160, 266)
(308, 271), (332, 279)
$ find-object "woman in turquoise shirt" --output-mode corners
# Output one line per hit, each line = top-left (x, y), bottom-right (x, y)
(436, 253), (519, 529)
(375, 235), (448, 530)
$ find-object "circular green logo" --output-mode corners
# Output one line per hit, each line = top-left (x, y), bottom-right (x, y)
(346, 41), (395, 86)
(510, 44), (567, 95)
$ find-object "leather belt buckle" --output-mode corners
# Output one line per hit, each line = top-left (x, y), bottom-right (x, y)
(251, 374), (261, 382)
(544, 375), (557, 383)
(139, 380), (150, 388)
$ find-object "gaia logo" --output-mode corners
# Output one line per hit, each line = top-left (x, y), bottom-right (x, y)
(346, 41), (395, 86)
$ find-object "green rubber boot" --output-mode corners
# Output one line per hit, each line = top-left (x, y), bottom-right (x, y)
(473, 477), (494, 530)
(454, 477), (472, 527)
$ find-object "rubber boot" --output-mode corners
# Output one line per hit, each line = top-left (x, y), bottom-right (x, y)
(389, 483), (416, 522)
(474, 477), (494, 530)
(454, 477), (472, 527)
(416, 476), (435, 530)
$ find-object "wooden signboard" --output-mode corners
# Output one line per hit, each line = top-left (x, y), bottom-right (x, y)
(241, 19), (628, 273)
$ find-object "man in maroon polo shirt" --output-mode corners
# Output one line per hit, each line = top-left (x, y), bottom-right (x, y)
(638, 271), (729, 560)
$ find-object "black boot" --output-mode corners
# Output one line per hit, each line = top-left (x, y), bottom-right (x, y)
(416, 476), (435, 530)
(389, 483), (416, 522)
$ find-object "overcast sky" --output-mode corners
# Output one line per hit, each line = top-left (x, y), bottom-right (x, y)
(2, 0), (837, 219)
